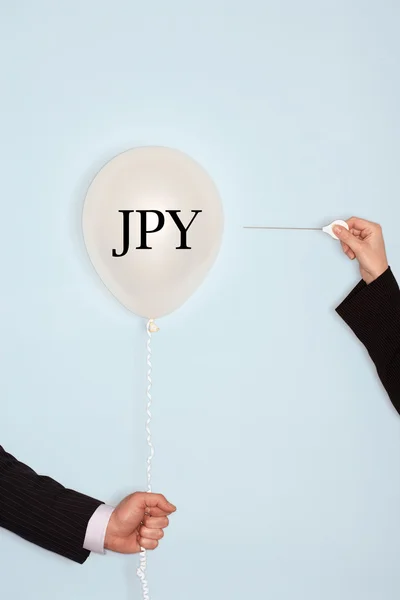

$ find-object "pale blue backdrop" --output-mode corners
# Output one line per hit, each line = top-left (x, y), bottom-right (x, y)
(1, 1), (400, 599)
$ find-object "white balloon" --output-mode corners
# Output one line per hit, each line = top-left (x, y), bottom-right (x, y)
(82, 147), (224, 319)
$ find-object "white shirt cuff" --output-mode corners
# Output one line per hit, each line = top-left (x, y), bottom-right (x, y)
(83, 504), (115, 554)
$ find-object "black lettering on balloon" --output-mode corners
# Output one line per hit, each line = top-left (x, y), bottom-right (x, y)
(166, 210), (202, 249)
(112, 210), (134, 257)
(135, 210), (165, 249)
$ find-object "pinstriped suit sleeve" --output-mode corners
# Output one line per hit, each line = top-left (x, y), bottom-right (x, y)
(336, 267), (400, 411)
(0, 445), (103, 563)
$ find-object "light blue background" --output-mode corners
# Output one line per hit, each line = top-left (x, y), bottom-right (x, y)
(1, 1), (400, 599)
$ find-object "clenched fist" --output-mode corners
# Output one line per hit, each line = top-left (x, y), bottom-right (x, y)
(104, 492), (176, 554)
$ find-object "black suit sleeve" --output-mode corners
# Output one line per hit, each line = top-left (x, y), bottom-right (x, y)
(0, 446), (103, 563)
(336, 267), (400, 412)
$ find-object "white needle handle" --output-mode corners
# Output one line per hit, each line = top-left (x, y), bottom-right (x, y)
(322, 220), (349, 240)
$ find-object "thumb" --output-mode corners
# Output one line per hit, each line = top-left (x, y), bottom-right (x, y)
(114, 493), (176, 526)
(333, 225), (360, 252)
(135, 492), (176, 514)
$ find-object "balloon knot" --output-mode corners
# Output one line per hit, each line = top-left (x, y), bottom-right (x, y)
(147, 320), (159, 333)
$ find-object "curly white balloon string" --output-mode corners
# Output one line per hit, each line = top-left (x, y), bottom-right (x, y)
(136, 319), (158, 600)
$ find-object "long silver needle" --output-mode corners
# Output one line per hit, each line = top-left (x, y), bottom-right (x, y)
(243, 226), (322, 231)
